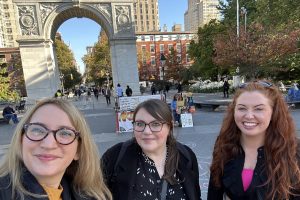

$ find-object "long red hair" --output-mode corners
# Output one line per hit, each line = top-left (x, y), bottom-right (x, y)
(210, 81), (300, 199)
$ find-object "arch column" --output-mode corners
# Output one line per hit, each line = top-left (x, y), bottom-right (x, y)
(110, 38), (139, 95)
(18, 38), (59, 101)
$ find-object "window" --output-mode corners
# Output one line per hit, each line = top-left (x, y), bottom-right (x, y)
(141, 36), (145, 41)
(151, 56), (155, 65)
(176, 43), (181, 53)
(160, 36), (163, 41)
(168, 44), (173, 53)
(142, 58), (147, 66)
(177, 35), (181, 40)
(7, 35), (13, 40)
(4, 13), (10, 18)
(186, 43), (190, 51)
(150, 44), (155, 53)
(186, 54), (191, 63)
(150, 35), (154, 41)
(186, 35), (190, 40)
(141, 45), (146, 52)
(160, 44), (164, 52)
(3, 4), (9, 9)
(168, 35), (172, 41)
(6, 28), (12, 34)
(177, 55), (181, 63)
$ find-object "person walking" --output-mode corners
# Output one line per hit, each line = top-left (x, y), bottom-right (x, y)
(116, 83), (123, 98)
(105, 86), (111, 105)
(2, 103), (18, 124)
(223, 78), (230, 98)
(94, 87), (99, 100)
(102, 99), (201, 200)
(208, 80), (300, 199)
(0, 98), (112, 199)
(125, 85), (133, 97)
(151, 84), (156, 95)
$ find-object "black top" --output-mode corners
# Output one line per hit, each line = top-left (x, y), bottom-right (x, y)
(2, 106), (15, 116)
(207, 146), (300, 200)
(0, 167), (96, 200)
(132, 151), (187, 200)
(101, 140), (201, 200)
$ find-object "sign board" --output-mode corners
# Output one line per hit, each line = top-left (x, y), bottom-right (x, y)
(119, 95), (161, 111)
(180, 113), (193, 128)
(117, 111), (134, 132)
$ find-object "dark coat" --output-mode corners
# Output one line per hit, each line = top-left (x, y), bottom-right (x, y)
(207, 146), (300, 200)
(101, 141), (201, 200)
(0, 168), (95, 200)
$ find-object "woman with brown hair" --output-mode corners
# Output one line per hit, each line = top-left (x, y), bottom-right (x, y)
(102, 99), (201, 200)
(208, 80), (300, 200)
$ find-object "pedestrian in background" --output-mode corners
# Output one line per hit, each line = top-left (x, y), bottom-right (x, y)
(208, 80), (300, 199)
(105, 86), (111, 105)
(125, 85), (133, 97)
(2, 103), (18, 124)
(151, 84), (156, 95)
(223, 78), (230, 98)
(102, 99), (201, 200)
(0, 98), (112, 199)
(94, 87), (99, 100)
(116, 83), (123, 97)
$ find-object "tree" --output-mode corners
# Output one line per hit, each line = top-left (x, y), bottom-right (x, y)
(137, 47), (151, 80)
(55, 38), (81, 89)
(213, 24), (300, 79)
(0, 63), (19, 101)
(164, 48), (184, 81)
(189, 20), (226, 80)
(83, 30), (111, 86)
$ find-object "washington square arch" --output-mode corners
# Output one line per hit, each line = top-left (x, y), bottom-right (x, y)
(13, 0), (139, 100)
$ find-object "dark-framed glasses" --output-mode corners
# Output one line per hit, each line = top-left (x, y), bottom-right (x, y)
(239, 81), (273, 88)
(132, 121), (167, 132)
(23, 123), (80, 145)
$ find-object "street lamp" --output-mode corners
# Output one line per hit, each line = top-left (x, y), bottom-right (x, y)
(160, 53), (167, 99)
(240, 6), (247, 33)
(237, 0), (240, 38)
(59, 74), (64, 94)
(106, 71), (110, 87)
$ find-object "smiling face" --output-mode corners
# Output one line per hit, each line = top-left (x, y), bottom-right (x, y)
(22, 104), (79, 188)
(234, 91), (273, 140)
(134, 108), (170, 154)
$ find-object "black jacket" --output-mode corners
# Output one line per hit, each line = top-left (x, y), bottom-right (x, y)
(101, 141), (201, 200)
(0, 168), (95, 200)
(207, 147), (300, 200)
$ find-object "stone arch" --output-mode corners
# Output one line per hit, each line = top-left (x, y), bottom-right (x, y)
(13, 0), (139, 101)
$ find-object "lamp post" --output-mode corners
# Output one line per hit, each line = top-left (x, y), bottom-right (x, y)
(240, 6), (247, 34)
(160, 53), (167, 100)
(59, 74), (64, 94)
(106, 71), (110, 87)
(237, 0), (240, 38)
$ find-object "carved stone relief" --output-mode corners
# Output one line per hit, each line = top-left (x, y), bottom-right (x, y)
(115, 5), (132, 33)
(18, 5), (39, 36)
(93, 4), (112, 23)
(40, 3), (59, 24)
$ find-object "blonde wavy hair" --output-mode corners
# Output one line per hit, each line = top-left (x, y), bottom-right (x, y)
(0, 98), (112, 200)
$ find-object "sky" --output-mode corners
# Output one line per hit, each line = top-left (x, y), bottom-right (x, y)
(58, 0), (188, 74)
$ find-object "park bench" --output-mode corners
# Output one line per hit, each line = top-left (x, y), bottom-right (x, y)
(194, 99), (232, 111)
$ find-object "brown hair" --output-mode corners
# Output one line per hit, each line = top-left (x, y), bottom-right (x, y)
(133, 99), (179, 184)
(210, 81), (300, 199)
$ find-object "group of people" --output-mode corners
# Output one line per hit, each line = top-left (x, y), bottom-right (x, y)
(1, 80), (300, 200)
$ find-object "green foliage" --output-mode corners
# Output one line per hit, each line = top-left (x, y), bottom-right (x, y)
(55, 38), (81, 89)
(0, 65), (20, 101)
(83, 31), (111, 86)
(189, 20), (226, 80)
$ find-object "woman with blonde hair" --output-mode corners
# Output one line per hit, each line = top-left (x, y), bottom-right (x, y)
(208, 80), (300, 199)
(0, 98), (112, 200)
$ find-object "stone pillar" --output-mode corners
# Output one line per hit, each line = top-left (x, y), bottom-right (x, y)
(110, 38), (140, 95)
(18, 39), (59, 102)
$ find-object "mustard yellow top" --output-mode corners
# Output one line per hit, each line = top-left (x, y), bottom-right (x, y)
(41, 184), (63, 200)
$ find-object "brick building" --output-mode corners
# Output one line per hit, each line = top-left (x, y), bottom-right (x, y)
(136, 31), (196, 81)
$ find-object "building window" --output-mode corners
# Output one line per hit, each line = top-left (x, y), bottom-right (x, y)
(6, 28), (12, 34)
(168, 35), (172, 41)
(3, 4), (9, 9)
(141, 36), (145, 41)
(160, 36), (163, 41)
(160, 44), (164, 52)
(141, 45), (146, 53)
(150, 35), (154, 41)
(176, 43), (181, 53)
(186, 43), (190, 51)
(168, 44), (173, 53)
(4, 13), (10, 18)
(151, 56), (155, 66)
(150, 44), (155, 53)
(186, 34), (190, 40)
(177, 35), (181, 40)
(177, 55), (181, 63)
(142, 58), (147, 66)
(186, 54), (191, 63)
(7, 35), (13, 40)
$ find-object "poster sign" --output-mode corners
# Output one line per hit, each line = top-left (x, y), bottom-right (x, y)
(180, 113), (193, 128)
(119, 95), (161, 111)
(117, 111), (134, 132)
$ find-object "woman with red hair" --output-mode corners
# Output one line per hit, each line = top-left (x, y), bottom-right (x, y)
(208, 80), (300, 199)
